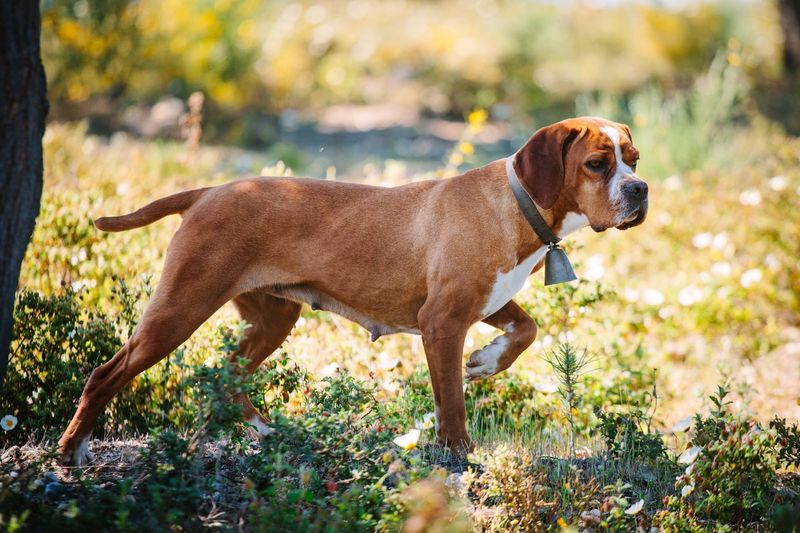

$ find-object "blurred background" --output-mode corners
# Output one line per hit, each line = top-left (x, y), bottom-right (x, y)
(40, 0), (800, 176)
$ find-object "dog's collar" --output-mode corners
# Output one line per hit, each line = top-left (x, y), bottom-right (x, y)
(505, 156), (577, 285)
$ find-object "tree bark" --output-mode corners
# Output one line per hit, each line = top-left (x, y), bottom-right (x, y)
(0, 1), (48, 392)
(779, 0), (800, 72)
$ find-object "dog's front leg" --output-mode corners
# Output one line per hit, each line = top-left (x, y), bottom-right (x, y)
(418, 303), (473, 453)
(466, 300), (537, 381)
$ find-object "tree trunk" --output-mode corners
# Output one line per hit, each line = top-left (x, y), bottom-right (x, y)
(780, 0), (800, 72)
(0, 1), (48, 392)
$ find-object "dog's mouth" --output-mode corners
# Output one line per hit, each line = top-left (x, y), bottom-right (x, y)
(615, 201), (648, 231)
(591, 200), (649, 233)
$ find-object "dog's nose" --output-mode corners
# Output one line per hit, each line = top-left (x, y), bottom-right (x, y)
(624, 181), (648, 201)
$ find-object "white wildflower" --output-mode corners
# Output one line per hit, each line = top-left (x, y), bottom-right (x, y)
(765, 254), (781, 271)
(393, 429), (421, 451)
(740, 268), (762, 288)
(710, 261), (732, 277)
(768, 175), (787, 191)
(678, 445), (702, 464)
(1, 415), (17, 431)
(382, 379), (399, 393)
(558, 330), (576, 343)
(681, 483), (695, 497)
(678, 286), (703, 307)
(711, 232), (728, 250)
(692, 232), (713, 249)
(414, 413), (436, 430)
(623, 288), (640, 302)
(378, 352), (400, 371)
(643, 289), (665, 306)
(625, 499), (644, 515)
(739, 189), (761, 206)
(320, 362), (339, 377)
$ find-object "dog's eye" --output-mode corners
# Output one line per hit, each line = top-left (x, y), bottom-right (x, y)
(630, 159), (638, 171)
(585, 160), (606, 172)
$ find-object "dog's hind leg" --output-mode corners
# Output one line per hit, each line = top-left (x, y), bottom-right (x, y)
(228, 291), (301, 436)
(58, 233), (241, 466)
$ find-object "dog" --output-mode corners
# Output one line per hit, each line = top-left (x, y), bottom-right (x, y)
(58, 116), (647, 465)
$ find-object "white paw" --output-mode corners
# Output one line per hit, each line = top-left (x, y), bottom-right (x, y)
(465, 337), (507, 381)
(70, 437), (94, 466)
(246, 415), (275, 437)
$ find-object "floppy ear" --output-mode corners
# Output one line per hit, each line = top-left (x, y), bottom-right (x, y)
(513, 123), (580, 209)
(621, 123), (634, 144)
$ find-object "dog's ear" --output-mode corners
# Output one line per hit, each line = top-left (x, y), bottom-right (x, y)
(621, 123), (634, 144)
(513, 123), (581, 209)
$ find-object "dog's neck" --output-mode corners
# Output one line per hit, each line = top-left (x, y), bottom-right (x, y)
(490, 158), (587, 259)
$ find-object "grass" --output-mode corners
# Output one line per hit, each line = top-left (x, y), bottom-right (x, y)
(2, 66), (800, 529)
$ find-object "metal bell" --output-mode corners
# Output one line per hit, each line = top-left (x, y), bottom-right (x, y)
(544, 244), (577, 286)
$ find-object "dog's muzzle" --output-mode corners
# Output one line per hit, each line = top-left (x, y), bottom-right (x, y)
(616, 181), (649, 230)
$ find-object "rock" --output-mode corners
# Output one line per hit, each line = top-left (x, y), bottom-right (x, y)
(44, 481), (63, 500)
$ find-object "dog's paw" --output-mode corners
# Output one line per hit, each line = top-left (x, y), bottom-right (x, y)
(466, 350), (499, 381)
(59, 437), (94, 467)
(245, 415), (275, 438)
(465, 339), (507, 381)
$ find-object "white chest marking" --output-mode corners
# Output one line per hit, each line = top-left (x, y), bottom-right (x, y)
(481, 249), (546, 317)
(559, 212), (590, 236)
(481, 212), (588, 318)
(600, 125), (635, 210)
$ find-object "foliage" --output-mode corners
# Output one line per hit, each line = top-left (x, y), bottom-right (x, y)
(544, 343), (592, 461)
(655, 386), (800, 530)
(594, 409), (668, 464)
(770, 416), (800, 469)
(3, 288), (129, 446)
(41, 0), (781, 128)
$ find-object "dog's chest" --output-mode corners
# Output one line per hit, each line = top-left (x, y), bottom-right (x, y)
(479, 212), (589, 317)
(480, 246), (547, 317)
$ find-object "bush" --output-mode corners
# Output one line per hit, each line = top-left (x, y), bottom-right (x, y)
(3, 289), (128, 446)
(656, 386), (800, 530)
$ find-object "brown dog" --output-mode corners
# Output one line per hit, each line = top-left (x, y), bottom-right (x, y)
(58, 116), (647, 465)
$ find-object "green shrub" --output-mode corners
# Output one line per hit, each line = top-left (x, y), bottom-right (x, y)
(656, 386), (800, 530)
(3, 289), (129, 446)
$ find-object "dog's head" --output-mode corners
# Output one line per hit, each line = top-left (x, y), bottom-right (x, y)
(512, 116), (648, 232)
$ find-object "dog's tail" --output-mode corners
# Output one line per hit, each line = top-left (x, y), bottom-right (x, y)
(94, 187), (210, 232)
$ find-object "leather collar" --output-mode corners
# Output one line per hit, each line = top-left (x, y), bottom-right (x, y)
(505, 156), (560, 246)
